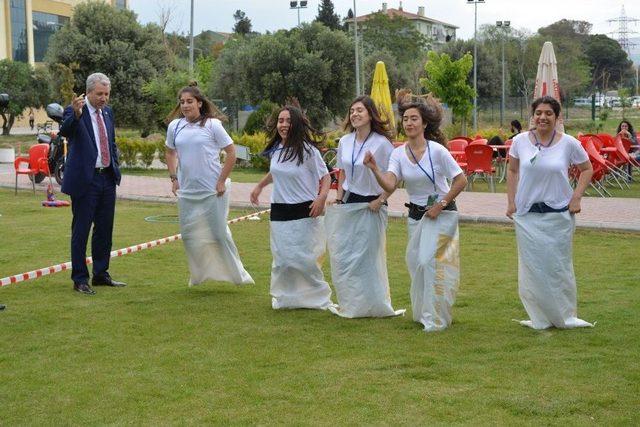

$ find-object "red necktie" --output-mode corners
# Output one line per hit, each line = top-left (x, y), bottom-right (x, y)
(96, 109), (110, 167)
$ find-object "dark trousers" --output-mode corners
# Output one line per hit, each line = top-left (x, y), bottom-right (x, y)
(70, 170), (116, 284)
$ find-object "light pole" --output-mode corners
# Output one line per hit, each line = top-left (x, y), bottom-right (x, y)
(189, 0), (194, 74)
(290, 1), (308, 26)
(496, 20), (510, 128)
(353, 0), (360, 96)
(467, 0), (484, 133)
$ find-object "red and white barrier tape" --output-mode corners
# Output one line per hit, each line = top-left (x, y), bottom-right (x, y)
(0, 209), (270, 287)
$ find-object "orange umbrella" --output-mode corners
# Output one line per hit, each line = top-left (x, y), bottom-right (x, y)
(531, 41), (564, 132)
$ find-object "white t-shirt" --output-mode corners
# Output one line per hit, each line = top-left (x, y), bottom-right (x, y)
(336, 131), (394, 196)
(510, 132), (589, 214)
(388, 141), (463, 206)
(165, 117), (233, 199)
(269, 143), (329, 204)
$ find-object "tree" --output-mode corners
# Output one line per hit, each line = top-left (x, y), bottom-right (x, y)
(421, 51), (474, 128)
(212, 23), (354, 129)
(360, 13), (428, 65)
(537, 20), (591, 101)
(0, 60), (50, 135)
(315, 0), (341, 30)
(584, 34), (633, 91)
(46, 2), (168, 132)
(233, 10), (252, 36)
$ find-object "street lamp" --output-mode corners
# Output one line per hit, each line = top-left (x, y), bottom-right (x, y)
(189, 0), (194, 74)
(496, 20), (510, 128)
(353, 0), (360, 96)
(290, 1), (308, 26)
(467, 0), (484, 133)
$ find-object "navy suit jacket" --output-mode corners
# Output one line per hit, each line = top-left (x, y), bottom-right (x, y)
(59, 104), (122, 197)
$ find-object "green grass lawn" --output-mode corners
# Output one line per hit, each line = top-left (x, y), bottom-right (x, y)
(0, 190), (639, 424)
(121, 166), (267, 184)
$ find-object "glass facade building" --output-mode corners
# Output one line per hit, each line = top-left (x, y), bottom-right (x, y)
(10, 0), (28, 62)
(32, 12), (69, 62)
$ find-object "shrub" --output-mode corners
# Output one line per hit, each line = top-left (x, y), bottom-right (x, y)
(155, 139), (167, 165)
(233, 131), (270, 170)
(138, 141), (158, 168)
(116, 137), (140, 167)
(243, 101), (279, 135)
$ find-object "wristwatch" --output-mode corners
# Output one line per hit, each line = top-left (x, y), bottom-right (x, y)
(439, 199), (448, 208)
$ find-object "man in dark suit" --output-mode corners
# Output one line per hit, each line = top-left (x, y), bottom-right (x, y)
(59, 72), (125, 295)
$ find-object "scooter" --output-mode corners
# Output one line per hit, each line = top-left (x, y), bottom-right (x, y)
(35, 103), (66, 185)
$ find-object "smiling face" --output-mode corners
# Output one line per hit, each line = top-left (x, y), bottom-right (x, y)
(621, 122), (629, 132)
(533, 102), (557, 132)
(87, 82), (110, 110)
(276, 109), (291, 141)
(402, 107), (426, 139)
(179, 92), (202, 121)
(349, 101), (371, 130)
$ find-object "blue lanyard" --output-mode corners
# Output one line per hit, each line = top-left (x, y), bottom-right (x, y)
(173, 118), (191, 143)
(407, 142), (437, 193)
(264, 143), (284, 159)
(351, 131), (373, 179)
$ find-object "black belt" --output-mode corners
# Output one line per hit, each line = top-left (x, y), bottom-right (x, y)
(405, 201), (457, 221)
(270, 201), (312, 221)
(528, 202), (568, 213)
(95, 166), (112, 174)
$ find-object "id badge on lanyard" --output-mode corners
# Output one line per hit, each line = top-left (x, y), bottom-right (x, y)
(407, 143), (438, 207)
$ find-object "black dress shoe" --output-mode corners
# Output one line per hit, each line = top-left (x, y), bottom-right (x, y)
(74, 283), (96, 295)
(92, 276), (126, 287)
(0, 304), (6, 311)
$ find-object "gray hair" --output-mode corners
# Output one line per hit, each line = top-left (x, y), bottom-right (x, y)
(86, 73), (111, 93)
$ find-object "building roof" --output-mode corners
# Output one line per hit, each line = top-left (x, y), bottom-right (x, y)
(352, 8), (458, 29)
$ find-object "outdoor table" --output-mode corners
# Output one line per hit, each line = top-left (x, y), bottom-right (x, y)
(489, 145), (510, 182)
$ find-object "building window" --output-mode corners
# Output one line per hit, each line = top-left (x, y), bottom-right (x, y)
(10, 0), (28, 62)
(32, 12), (69, 62)
(115, 0), (126, 10)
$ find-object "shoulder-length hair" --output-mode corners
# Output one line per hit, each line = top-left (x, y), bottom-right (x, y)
(398, 94), (446, 146)
(342, 95), (393, 142)
(165, 84), (227, 126)
(263, 104), (325, 166)
(617, 119), (635, 136)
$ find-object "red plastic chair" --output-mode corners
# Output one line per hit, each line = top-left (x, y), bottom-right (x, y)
(13, 143), (50, 194)
(464, 144), (496, 192)
(469, 138), (488, 145)
(447, 139), (468, 170)
(451, 136), (473, 143)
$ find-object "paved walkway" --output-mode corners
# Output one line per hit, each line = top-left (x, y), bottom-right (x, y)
(1, 164), (639, 232)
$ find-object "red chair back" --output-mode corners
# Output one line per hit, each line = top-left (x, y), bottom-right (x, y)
(470, 138), (488, 145)
(29, 144), (50, 172)
(597, 133), (615, 147)
(451, 136), (473, 143)
(464, 145), (494, 173)
(447, 139), (468, 152)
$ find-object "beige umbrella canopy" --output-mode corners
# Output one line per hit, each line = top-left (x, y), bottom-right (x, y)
(531, 41), (564, 132)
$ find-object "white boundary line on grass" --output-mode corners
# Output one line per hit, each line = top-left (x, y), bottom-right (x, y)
(0, 209), (270, 287)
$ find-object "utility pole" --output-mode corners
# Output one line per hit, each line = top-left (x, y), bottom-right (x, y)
(467, 0), (485, 133)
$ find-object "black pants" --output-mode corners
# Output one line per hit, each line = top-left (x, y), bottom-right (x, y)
(270, 201), (313, 221)
(345, 192), (381, 204)
(528, 202), (568, 213)
(405, 201), (457, 221)
(70, 168), (116, 284)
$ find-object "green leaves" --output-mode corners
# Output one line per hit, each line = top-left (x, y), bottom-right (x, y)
(421, 52), (474, 121)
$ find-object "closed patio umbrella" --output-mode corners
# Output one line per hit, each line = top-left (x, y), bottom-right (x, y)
(370, 61), (396, 133)
(531, 41), (564, 132)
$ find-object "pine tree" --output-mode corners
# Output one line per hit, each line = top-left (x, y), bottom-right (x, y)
(315, 0), (341, 30)
(233, 10), (252, 35)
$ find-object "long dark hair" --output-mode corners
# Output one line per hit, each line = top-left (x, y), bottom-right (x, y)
(165, 83), (227, 126)
(263, 104), (324, 166)
(342, 95), (393, 142)
(616, 120), (635, 136)
(398, 94), (446, 146)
